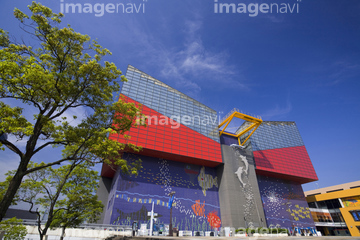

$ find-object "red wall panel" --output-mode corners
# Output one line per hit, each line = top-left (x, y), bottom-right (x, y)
(253, 145), (318, 184)
(102, 94), (222, 178)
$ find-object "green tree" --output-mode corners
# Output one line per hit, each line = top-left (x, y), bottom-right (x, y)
(0, 2), (144, 221)
(0, 217), (27, 240)
(51, 164), (104, 240)
(17, 162), (103, 240)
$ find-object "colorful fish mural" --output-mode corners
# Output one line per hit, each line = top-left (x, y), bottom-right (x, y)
(207, 211), (221, 229)
(198, 166), (218, 196)
(192, 200), (206, 217)
(107, 154), (221, 232)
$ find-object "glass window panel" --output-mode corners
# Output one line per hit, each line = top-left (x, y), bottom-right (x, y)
(351, 211), (359, 221)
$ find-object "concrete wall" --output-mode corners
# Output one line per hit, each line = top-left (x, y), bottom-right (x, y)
(96, 176), (113, 224)
(217, 145), (266, 229)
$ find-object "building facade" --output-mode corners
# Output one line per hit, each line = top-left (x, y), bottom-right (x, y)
(305, 181), (360, 236)
(97, 65), (318, 234)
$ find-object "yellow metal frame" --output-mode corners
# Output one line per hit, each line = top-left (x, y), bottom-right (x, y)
(218, 111), (262, 146)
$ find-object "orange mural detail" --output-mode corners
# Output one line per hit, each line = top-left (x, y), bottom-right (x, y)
(207, 210), (221, 229)
(192, 200), (205, 217)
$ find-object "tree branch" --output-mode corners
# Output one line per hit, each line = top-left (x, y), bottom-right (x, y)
(53, 207), (67, 215)
(24, 157), (74, 175)
(21, 198), (42, 232)
(0, 139), (24, 158)
(32, 140), (68, 156)
(0, 94), (44, 112)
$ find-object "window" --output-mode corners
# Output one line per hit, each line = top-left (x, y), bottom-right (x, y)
(326, 189), (343, 193)
(317, 201), (328, 209)
(350, 211), (360, 221)
(308, 202), (317, 208)
(311, 211), (332, 222)
(325, 199), (342, 209)
(330, 212), (344, 222)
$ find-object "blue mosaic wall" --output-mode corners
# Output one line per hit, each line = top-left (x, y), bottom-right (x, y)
(104, 153), (221, 231)
(257, 175), (315, 229)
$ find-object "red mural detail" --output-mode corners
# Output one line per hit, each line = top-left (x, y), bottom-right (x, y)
(207, 210), (221, 229)
(191, 200), (205, 217)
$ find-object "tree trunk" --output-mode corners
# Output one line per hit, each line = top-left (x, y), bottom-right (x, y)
(0, 116), (45, 222)
(39, 233), (45, 240)
(0, 160), (27, 221)
(60, 225), (66, 240)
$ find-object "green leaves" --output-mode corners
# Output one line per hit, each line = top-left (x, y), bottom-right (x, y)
(13, 8), (29, 23)
(1, 2), (120, 116)
(0, 29), (10, 47)
(51, 164), (104, 228)
(0, 217), (27, 240)
(0, 1), (145, 165)
(0, 102), (33, 139)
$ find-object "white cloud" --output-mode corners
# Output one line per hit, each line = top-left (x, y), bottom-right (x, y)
(160, 20), (237, 82)
(260, 101), (292, 120)
(326, 61), (360, 86)
(121, 17), (248, 96)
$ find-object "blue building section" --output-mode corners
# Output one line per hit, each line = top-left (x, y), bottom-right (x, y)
(104, 153), (222, 231)
(246, 122), (304, 151)
(257, 175), (315, 229)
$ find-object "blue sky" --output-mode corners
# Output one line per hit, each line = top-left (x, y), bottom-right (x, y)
(1, 0), (359, 192)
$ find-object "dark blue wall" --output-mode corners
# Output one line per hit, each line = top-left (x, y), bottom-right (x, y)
(219, 133), (238, 146)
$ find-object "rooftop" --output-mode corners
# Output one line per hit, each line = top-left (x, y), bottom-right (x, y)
(304, 180), (360, 197)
